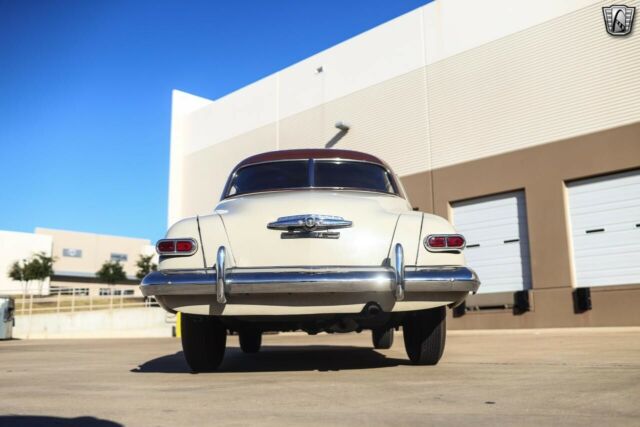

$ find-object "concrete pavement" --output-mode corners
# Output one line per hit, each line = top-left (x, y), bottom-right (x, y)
(1, 328), (639, 426)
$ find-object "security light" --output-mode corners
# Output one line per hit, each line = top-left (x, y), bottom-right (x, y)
(335, 121), (350, 131)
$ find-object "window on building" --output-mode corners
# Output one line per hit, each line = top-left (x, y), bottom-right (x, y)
(99, 288), (111, 296)
(110, 253), (128, 262)
(124, 290), (134, 295)
(50, 287), (89, 296)
(63, 248), (83, 258)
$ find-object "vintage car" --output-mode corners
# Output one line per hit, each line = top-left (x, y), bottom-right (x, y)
(141, 149), (479, 371)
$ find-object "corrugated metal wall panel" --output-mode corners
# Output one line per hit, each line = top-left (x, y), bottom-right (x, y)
(278, 104), (327, 150)
(427, 0), (640, 169)
(172, 0), (640, 224)
(422, 0), (600, 65)
(322, 67), (429, 177)
(182, 76), (279, 156)
(278, 68), (430, 177)
(180, 124), (278, 220)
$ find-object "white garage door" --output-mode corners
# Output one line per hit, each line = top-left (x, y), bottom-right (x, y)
(567, 169), (640, 287)
(452, 191), (532, 294)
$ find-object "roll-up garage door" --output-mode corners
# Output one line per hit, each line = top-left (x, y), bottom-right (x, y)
(452, 191), (532, 294)
(567, 169), (640, 287)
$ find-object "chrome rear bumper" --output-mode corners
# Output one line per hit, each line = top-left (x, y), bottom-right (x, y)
(140, 245), (480, 303)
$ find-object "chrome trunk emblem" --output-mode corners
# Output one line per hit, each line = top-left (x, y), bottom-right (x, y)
(267, 214), (352, 239)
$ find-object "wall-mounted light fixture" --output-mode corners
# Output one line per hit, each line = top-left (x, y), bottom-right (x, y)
(326, 121), (351, 148)
(315, 66), (324, 74)
(335, 121), (350, 131)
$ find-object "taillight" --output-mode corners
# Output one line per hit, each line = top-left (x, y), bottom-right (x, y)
(156, 238), (197, 255)
(446, 235), (465, 248)
(424, 234), (466, 252)
(176, 241), (193, 252)
(426, 236), (446, 248)
(157, 240), (175, 252)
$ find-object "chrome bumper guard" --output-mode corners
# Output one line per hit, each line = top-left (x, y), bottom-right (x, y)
(140, 245), (480, 303)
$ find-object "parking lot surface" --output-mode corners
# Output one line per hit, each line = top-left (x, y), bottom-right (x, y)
(1, 328), (639, 426)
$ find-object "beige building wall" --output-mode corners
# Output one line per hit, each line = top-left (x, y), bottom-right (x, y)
(35, 228), (153, 281)
(409, 122), (640, 329)
(169, 0), (639, 224)
(166, 0), (640, 327)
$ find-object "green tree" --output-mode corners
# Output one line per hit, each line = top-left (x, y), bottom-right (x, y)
(8, 260), (26, 283)
(96, 260), (127, 285)
(8, 252), (56, 296)
(8, 259), (28, 296)
(26, 252), (56, 294)
(135, 254), (157, 280)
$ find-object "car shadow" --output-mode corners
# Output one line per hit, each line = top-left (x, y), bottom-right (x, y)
(132, 345), (409, 373)
(0, 416), (122, 427)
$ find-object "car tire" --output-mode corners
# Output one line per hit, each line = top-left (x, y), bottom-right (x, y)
(181, 313), (227, 372)
(239, 330), (262, 353)
(372, 328), (394, 349)
(402, 306), (446, 365)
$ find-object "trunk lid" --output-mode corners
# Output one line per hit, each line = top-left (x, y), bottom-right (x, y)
(216, 190), (408, 267)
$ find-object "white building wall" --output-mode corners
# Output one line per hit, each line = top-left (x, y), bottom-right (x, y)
(0, 230), (53, 295)
(167, 0), (640, 225)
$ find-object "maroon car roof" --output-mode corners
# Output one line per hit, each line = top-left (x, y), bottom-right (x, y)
(234, 149), (392, 171)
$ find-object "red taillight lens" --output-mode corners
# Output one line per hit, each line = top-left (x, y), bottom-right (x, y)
(156, 239), (196, 255)
(425, 234), (466, 251)
(176, 240), (194, 252)
(157, 240), (175, 253)
(427, 236), (447, 248)
(446, 235), (465, 248)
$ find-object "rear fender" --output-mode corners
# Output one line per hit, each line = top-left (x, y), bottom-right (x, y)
(158, 214), (234, 270)
(416, 213), (466, 266)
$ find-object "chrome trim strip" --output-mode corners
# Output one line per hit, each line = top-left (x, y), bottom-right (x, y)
(140, 264), (480, 297)
(267, 214), (353, 231)
(224, 187), (403, 200)
(216, 246), (227, 304)
(308, 158), (315, 187)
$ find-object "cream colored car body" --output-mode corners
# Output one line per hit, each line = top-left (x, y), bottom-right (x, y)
(155, 188), (466, 316)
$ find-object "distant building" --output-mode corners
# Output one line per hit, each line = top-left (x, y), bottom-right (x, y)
(0, 230), (53, 296)
(0, 228), (155, 297)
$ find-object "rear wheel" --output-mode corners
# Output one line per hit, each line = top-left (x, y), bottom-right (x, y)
(372, 328), (394, 349)
(239, 330), (262, 353)
(402, 306), (446, 365)
(181, 313), (227, 372)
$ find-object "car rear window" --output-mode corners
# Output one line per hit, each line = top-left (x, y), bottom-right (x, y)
(314, 161), (397, 194)
(225, 160), (399, 197)
(226, 161), (308, 196)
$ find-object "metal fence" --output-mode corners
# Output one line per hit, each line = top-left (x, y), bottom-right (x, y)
(15, 290), (155, 316)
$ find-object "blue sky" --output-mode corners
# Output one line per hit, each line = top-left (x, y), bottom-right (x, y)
(0, 0), (429, 242)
